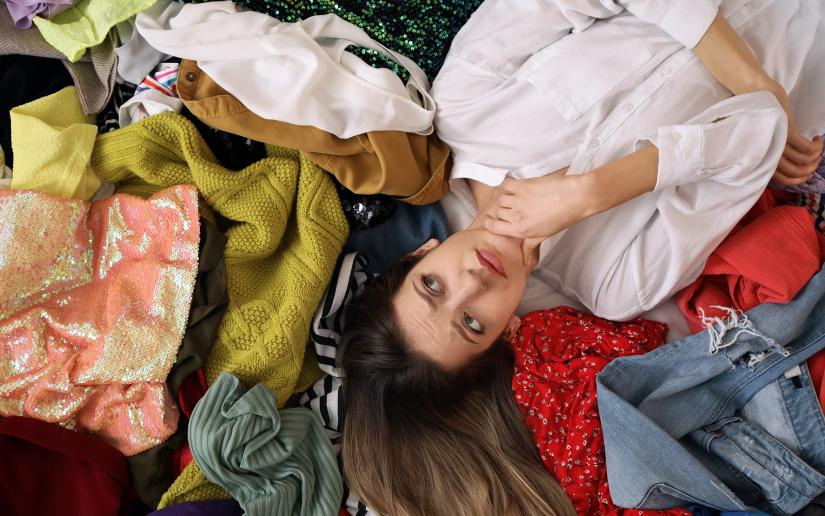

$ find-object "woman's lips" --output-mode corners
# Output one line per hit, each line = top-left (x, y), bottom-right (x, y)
(477, 249), (507, 278)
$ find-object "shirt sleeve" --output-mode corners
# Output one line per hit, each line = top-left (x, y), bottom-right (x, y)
(616, 0), (720, 48)
(446, 0), (719, 78)
(644, 91), (788, 193)
(584, 91), (788, 321)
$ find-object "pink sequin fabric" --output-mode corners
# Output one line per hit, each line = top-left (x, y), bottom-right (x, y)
(0, 185), (200, 456)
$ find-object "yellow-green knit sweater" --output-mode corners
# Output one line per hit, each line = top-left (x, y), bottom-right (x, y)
(91, 113), (349, 506)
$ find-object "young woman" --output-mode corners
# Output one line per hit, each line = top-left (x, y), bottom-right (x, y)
(342, 0), (825, 514)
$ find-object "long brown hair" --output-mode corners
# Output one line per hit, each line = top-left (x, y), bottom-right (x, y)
(341, 257), (575, 516)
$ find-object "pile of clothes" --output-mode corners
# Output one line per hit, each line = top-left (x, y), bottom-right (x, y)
(1, 1), (825, 515)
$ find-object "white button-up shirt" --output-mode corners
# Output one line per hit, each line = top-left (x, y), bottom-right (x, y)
(437, 0), (825, 322)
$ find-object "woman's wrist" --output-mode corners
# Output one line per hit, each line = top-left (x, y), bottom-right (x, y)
(574, 172), (605, 219)
(736, 70), (780, 97)
(577, 145), (660, 218)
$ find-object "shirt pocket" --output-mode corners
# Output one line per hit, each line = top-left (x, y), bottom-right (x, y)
(515, 19), (652, 123)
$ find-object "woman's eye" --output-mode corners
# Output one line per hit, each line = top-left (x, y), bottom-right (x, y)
(463, 313), (483, 333)
(422, 275), (442, 294)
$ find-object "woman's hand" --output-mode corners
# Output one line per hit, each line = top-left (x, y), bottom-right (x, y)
(693, 14), (823, 186)
(482, 146), (661, 242)
(758, 79), (823, 185)
(481, 169), (594, 240)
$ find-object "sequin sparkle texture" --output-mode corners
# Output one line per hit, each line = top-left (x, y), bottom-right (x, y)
(0, 186), (200, 456)
(193, 0), (485, 81)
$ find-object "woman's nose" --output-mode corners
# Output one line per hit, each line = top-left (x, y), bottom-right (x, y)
(466, 267), (490, 290)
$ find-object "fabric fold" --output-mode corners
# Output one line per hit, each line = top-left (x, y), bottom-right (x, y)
(128, 218), (229, 508)
(0, 7), (116, 115)
(34, 0), (156, 62)
(512, 307), (684, 516)
(677, 190), (825, 332)
(87, 112), (347, 504)
(598, 265), (825, 514)
(10, 86), (102, 199)
(186, 372), (343, 516)
(0, 416), (130, 516)
(176, 59), (450, 204)
(0, 185), (200, 456)
(137, 1), (435, 138)
(5, 0), (75, 30)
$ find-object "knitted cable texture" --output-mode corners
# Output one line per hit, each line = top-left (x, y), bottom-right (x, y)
(91, 112), (348, 506)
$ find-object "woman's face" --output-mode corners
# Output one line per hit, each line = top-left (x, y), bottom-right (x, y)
(393, 229), (533, 369)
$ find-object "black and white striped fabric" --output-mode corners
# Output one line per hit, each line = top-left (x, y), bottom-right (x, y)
(300, 252), (376, 516)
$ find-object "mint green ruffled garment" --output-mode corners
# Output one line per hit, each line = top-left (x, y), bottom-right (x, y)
(34, 0), (156, 62)
(188, 373), (343, 516)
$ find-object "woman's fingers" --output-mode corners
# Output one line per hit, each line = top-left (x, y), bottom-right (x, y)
(495, 206), (514, 222)
(482, 215), (520, 237)
(496, 195), (514, 209)
(774, 166), (814, 186)
(521, 237), (544, 268)
(777, 154), (816, 180)
(499, 177), (519, 194)
(788, 124), (823, 155)
(782, 141), (821, 166)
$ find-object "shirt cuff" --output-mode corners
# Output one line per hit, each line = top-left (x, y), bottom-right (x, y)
(659, 0), (720, 49)
(449, 159), (510, 186)
(644, 124), (703, 192)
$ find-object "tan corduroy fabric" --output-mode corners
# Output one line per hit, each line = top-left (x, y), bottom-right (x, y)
(177, 59), (451, 205)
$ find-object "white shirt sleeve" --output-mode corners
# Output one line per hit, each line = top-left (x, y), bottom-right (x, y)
(648, 90), (788, 192)
(614, 0), (720, 48)
(445, 0), (719, 79)
(584, 91), (787, 321)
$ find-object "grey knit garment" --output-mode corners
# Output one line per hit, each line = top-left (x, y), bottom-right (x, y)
(0, 7), (116, 115)
(189, 373), (344, 516)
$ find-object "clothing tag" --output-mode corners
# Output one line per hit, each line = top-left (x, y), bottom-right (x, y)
(784, 365), (802, 379)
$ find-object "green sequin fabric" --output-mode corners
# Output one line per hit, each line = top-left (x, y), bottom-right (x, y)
(187, 0), (484, 81)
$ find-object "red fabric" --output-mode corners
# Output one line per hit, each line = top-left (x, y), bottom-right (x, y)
(172, 442), (194, 478)
(512, 307), (687, 516)
(169, 370), (207, 480)
(808, 350), (825, 410)
(0, 416), (129, 516)
(178, 369), (208, 419)
(677, 189), (825, 333)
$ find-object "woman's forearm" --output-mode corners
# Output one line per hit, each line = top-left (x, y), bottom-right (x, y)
(692, 13), (774, 95)
(582, 145), (659, 218)
(575, 14), (777, 217)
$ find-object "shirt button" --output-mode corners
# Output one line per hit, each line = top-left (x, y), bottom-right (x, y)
(660, 65), (672, 77)
(672, 133), (681, 143)
(588, 138), (600, 150)
(622, 103), (634, 113)
(185, 71), (197, 81)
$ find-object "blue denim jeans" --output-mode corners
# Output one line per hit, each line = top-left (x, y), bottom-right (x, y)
(597, 265), (825, 515)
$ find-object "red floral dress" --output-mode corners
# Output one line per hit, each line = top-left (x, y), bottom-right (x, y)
(512, 307), (689, 516)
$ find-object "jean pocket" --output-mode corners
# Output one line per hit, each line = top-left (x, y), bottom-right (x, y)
(697, 417), (825, 515)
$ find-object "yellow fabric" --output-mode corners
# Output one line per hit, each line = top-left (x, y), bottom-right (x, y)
(33, 0), (156, 62)
(90, 113), (347, 507)
(10, 86), (101, 200)
(159, 465), (229, 506)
